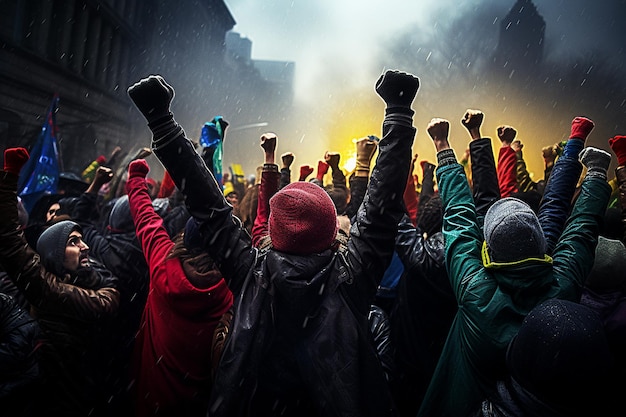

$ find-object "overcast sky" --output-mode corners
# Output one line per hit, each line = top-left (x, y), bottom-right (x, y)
(220, 0), (626, 174)
(225, 0), (626, 100)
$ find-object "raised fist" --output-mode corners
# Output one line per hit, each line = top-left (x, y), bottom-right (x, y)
(461, 109), (484, 132)
(260, 133), (277, 154)
(128, 159), (150, 179)
(579, 147), (610, 179)
(281, 152), (295, 169)
(427, 118), (450, 142)
(299, 165), (314, 181)
(570, 117), (594, 141)
(94, 166), (114, 185)
(375, 70), (419, 108)
(497, 125), (517, 145)
(3, 147), (29, 176)
(127, 75), (175, 124)
(317, 160), (329, 177)
(325, 152), (340, 169)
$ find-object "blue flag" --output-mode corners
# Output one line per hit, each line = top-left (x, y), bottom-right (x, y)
(18, 95), (61, 213)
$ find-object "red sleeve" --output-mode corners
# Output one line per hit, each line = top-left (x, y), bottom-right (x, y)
(403, 170), (418, 226)
(157, 169), (176, 199)
(497, 146), (518, 198)
(126, 176), (174, 272)
(251, 167), (280, 247)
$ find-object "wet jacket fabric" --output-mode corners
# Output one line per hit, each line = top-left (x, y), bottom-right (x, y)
(389, 215), (456, 416)
(150, 108), (415, 417)
(0, 292), (40, 414)
(126, 172), (233, 417)
(72, 190), (151, 414)
(537, 138), (584, 254)
(0, 170), (120, 417)
(417, 159), (611, 417)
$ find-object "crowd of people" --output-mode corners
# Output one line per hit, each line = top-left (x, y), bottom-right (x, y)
(1, 69), (625, 417)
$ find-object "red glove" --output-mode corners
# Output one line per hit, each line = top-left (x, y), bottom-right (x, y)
(570, 117), (594, 141)
(3, 147), (30, 176)
(609, 135), (626, 166)
(316, 160), (329, 180)
(299, 165), (314, 181)
(128, 159), (149, 179)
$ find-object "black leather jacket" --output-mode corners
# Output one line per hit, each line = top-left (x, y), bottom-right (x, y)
(150, 108), (415, 417)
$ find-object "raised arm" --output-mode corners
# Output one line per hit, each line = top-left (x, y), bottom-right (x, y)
(609, 134), (626, 244)
(496, 125), (518, 198)
(251, 133), (280, 247)
(279, 152), (294, 189)
(127, 75), (254, 292)
(537, 117), (591, 254)
(346, 70), (419, 310)
(462, 109), (500, 224)
(428, 119), (484, 296)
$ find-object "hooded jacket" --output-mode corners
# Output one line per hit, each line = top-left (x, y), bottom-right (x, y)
(417, 154), (611, 417)
(125, 169), (233, 417)
(150, 108), (415, 416)
(0, 170), (120, 417)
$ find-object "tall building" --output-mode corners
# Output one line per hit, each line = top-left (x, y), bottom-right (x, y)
(492, 0), (545, 76)
(0, 0), (273, 177)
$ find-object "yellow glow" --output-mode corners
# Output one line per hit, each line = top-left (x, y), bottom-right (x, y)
(343, 156), (356, 173)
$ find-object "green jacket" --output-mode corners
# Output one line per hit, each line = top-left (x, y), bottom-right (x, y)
(418, 161), (610, 417)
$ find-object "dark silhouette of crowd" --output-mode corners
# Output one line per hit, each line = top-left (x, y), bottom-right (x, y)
(1, 68), (625, 417)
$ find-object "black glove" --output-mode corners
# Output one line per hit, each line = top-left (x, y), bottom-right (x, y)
(375, 70), (419, 108)
(127, 75), (175, 124)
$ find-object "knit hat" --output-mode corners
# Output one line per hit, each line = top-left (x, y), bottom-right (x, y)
(507, 299), (614, 412)
(108, 195), (134, 233)
(483, 197), (547, 264)
(585, 236), (626, 291)
(269, 181), (338, 255)
(36, 220), (83, 276)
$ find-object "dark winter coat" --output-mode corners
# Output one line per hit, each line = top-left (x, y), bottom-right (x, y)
(389, 215), (456, 416)
(0, 292), (40, 414)
(0, 170), (120, 417)
(150, 108), (415, 416)
(417, 159), (611, 417)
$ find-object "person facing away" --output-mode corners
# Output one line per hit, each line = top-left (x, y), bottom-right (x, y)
(473, 298), (618, 417)
(0, 147), (120, 417)
(126, 69), (419, 416)
(124, 157), (233, 417)
(417, 117), (612, 417)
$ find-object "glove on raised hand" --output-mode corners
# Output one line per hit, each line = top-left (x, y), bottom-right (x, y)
(127, 75), (175, 124)
(355, 137), (378, 171)
(570, 117), (594, 141)
(579, 147), (611, 180)
(3, 147), (30, 176)
(128, 159), (150, 179)
(608, 135), (626, 166)
(316, 160), (329, 180)
(299, 165), (314, 181)
(375, 70), (420, 108)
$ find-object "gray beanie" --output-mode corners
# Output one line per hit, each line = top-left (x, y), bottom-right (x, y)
(108, 195), (134, 233)
(36, 220), (82, 276)
(483, 197), (546, 263)
(585, 236), (626, 291)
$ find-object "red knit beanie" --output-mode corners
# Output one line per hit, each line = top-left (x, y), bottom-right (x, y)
(269, 181), (338, 254)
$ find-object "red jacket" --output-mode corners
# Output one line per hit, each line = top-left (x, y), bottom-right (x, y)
(126, 174), (233, 417)
(497, 146), (518, 198)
